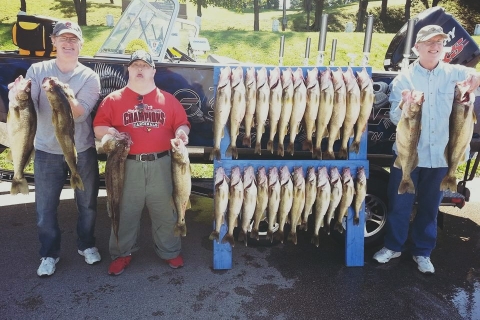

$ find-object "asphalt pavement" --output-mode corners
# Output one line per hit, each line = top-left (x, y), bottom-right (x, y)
(0, 180), (479, 320)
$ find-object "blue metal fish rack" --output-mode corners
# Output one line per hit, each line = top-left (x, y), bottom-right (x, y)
(212, 65), (371, 269)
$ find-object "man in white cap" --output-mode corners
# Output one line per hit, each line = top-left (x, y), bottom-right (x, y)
(373, 25), (480, 274)
(19, 20), (102, 276)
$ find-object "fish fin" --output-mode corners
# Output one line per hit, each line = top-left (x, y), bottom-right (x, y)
(277, 144), (285, 157)
(237, 230), (245, 242)
(311, 235), (320, 247)
(323, 151), (335, 160)
(393, 157), (401, 169)
(349, 141), (360, 154)
(186, 199), (191, 210)
(440, 176), (457, 192)
(174, 223), (187, 237)
(398, 179), (415, 194)
(225, 145), (233, 157)
(250, 228), (259, 240)
(354, 214), (360, 226)
(209, 231), (220, 241)
(267, 140), (274, 153)
(287, 232), (298, 245)
(302, 140), (313, 152)
(334, 221), (344, 234)
(313, 148), (322, 160)
(11, 178), (29, 195)
(338, 148), (347, 160)
(254, 142), (262, 155)
(287, 143), (295, 156)
(275, 230), (285, 243)
(473, 111), (477, 124)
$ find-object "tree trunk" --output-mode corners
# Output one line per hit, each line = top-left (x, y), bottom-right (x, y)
(405, 0), (412, 21)
(254, 0), (259, 31)
(73, 0), (88, 26)
(432, 0), (440, 6)
(313, 0), (325, 31)
(197, 0), (202, 17)
(20, 0), (26, 12)
(110, 0), (114, 4)
(355, 0), (368, 32)
(420, 0), (429, 9)
(380, 0), (387, 21)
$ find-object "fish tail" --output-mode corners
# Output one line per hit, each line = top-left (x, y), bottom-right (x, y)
(209, 148), (221, 161)
(221, 233), (235, 247)
(277, 144), (284, 157)
(398, 179), (415, 194)
(354, 214), (360, 226)
(311, 235), (320, 247)
(287, 143), (295, 156)
(250, 228), (259, 240)
(242, 135), (251, 148)
(275, 230), (284, 243)
(302, 140), (313, 152)
(225, 145), (233, 157)
(323, 151), (335, 160)
(232, 147), (238, 159)
(440, 176), (457, 192)
(254, 142), (262, 155)
(337, 148), (347, 160)
(349, 141), (360, 154)
(237, 230), (245, 242)
(11, 177), (29, 195)
(267, 140), (274, 153)
(287, 232), (297, 245)
(174, 223), (187, 237)
(70, 173), (84, 191)
(208, 231), (220, 241)
(334, 221), (344, 234)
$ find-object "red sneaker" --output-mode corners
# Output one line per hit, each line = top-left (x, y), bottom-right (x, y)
(108, 255), (132, 275)
(166, 255), (184, 269)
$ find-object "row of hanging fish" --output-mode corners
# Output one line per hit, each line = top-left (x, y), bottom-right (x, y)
(209, 65), (375, 161)
(210, 165), (367, 248)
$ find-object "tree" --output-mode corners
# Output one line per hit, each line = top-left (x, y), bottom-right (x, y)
(20, 0), (26, 12)
(380, 0), (387, 21)
(254, 0), (260, 31)
(312, 0), (326, 31)
(73, 0), (87, 25)
(355, 0), (368, 32)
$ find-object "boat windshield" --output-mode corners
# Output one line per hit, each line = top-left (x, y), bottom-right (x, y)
(95, 0), (178, 62)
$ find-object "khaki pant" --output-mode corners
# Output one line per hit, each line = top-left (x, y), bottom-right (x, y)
(109, 155), (181, 260)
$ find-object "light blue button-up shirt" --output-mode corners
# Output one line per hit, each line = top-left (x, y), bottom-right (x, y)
(389, 60), (475, 168)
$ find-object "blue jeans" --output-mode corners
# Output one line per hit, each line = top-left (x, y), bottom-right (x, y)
(384, 155), (448, 256)
(34, 148), (99, 258)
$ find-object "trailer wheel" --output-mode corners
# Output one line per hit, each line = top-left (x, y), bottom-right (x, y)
(331, 171), (389, 247)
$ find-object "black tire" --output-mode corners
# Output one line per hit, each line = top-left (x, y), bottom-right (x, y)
(330, 171), (389, 248)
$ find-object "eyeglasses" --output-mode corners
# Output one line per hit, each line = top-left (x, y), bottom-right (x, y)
(421, 40), (444, 47)
(56, 36), (80, 44)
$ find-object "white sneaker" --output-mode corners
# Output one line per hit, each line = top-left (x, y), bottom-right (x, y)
(373, 247), (401, 263)
(413, 256), (435, 274)
(78, 247), (101, 265)
(37, 257), (59, 277)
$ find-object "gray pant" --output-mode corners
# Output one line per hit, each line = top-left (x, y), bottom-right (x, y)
(109, 155), (181, 260)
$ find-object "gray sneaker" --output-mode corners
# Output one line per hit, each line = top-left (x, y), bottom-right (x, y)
(37, 257), (59, 277)
(373, 247), (401, 263)
(413, 256), (435, 274)
(78, 247), (101, 265)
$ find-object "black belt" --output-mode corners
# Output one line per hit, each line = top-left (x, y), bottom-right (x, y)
(126, 151), (169, 161)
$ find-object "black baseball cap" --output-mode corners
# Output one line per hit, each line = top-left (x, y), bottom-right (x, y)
(129, 50), (155, 67)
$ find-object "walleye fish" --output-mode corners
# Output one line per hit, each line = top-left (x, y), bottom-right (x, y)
(243, 67), (257, 147)
(287, 68), (307, 156)
(394, 89), (424, 194)
(267, 166), (281, 242)
(254, 66), (270, 155)
(209, 166), (229, 242)
(314, 68), (334, 160)
(171, 138), (192, 237)
(222, 166), (244, 247)
(238, 166), (257, 246)
(353, 166), (367, 225)
(277, 68), (294, 157)
(334, 167), (355, 233)
(226, 66), (246, 159)
(311, 166), (331, 247)
(325, 166), (342, 234)
(276, 165), (293, 243)
(267, 67), (283, 153)
(350, 67), (374, 154)
(210, 66), (232, 161)
(302, 68), (320, 153)
(251, 166), (268, 240)
(42, 76), (84, 190)
(7, 75), (36, 195)
(288, 166), (306, 245)
(324, 68), (347, 160)
(102, 132), (132, 244)
(338, 67), (361, 159)
(440, 79), (477, 191)
(301, 166), (317, 230)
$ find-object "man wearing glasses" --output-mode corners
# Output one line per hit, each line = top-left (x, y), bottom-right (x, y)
(93, 50), (190, 276)
(21, 21), (101, 276)
(373, 25), (480, 274)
